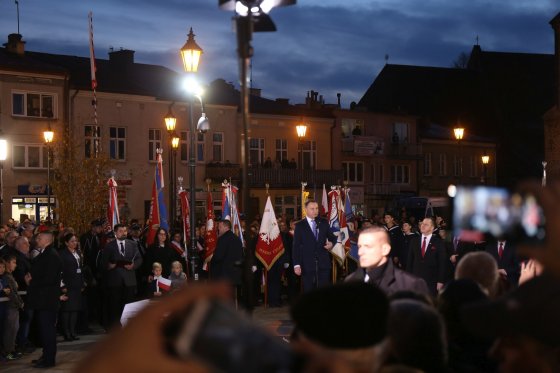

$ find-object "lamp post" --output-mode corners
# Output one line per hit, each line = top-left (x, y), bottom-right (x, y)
(219, 0), (296, 223)
(165, 108), (177, 229)
(0, 131), (7, 225)
(481, 154), (490, 185)
(296, 122), (307, 183)
(453, 125), (465, 183)
(171, 133), (179, 226)
(180, 27), (204, 281)
(43, 124), (54, 221)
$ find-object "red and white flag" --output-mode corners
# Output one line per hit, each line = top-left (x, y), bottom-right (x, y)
(178, 189), (190, 256)
(156, 276), (171, 292)
(107, 175), (119, 229)
(321, 183), (329, 216)
(256, 196), (285, 271)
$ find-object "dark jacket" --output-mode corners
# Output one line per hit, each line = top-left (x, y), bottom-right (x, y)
(345, 260), (430, 296)
(59, 248), (85, 311)
(292, 217), (337, 274)
(209, 230), (243, 285)
(406, 234), (448, 294)
(144, 242), (184, 278)
(485, 241), (520, 285)
(101, 239), (142, 288)
(26, 245), (63, 311)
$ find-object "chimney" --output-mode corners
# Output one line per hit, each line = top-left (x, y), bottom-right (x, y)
(337, 93), (341, 107)
(249, 88), (261, 97)
(109, 49), (135, 67)
(3, 33), (25, 55)
(551, 13), (560, 108)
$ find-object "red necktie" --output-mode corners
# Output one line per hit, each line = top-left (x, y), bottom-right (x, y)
(421, 237), (427, 257)
(498, 242), (504, 259)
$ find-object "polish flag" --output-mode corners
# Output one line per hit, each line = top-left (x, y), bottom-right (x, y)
(321, 184), (329, 216)
(157, 277), (172, 292)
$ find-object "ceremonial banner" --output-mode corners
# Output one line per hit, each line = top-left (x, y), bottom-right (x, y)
(328, 188), (345, 264)
(256, 196), (285, 270)
(204, 191), (218, 266)
(146, 150), (169, 245)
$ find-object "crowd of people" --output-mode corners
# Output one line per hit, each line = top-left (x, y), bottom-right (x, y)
(1, 181), (558, 371)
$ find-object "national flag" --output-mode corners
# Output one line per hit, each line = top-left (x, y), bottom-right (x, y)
(338, 189), (349, 252)
(328, 188), (345, 264)
(256, 196), (285, 270)
(146, 149), (169, 245)
(221, 181), (244, 246)
(107, 175), (119, 229)
(344, 189), (359, 262)
(321, 183), (328, 216)
(156, 276), (171, 292)
(178, 189), (190, 256)
(204, 191), (218, 267)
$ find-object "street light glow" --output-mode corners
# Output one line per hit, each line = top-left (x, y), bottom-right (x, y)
(0, 139), (7, 161)
(180, 28), (203, 73)
(481, 155), (490, 165)
(454, 127), (465, 141)
(296, 123), (307, 138)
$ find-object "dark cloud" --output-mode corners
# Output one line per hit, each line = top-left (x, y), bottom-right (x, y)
(0, 0), (557, 106)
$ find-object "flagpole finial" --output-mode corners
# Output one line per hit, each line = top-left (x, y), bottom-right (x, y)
(177, 176), (184, 192)
(343, 180), (349, 188)
(156, 148), (163, 155)
(265, 183), (269, 195)
(542, 161), (548, 187)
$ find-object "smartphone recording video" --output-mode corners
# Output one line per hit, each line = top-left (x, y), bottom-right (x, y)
(450, 185), (545, 244)
(165, 299), (301, 373)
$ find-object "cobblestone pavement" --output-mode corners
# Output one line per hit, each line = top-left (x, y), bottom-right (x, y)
(2, 304), (292, 372)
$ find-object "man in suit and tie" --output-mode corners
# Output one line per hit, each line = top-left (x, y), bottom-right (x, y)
(406, 217), (448, 295)
(485, 239), (520, 286)
(26, 231), (62, 368)
(292, 200), (337, 292)
(101, 224), (142, 328)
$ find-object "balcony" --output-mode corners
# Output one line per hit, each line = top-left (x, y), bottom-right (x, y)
(205, 164), (343, 188)
(342, 136), (422, 159)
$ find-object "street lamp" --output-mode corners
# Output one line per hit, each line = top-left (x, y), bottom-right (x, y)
(165, 107), (177, 229)
(453, 125), (465, 182)
(180, 28), (209, 281)
(43, 123), (54, 221)
(0, 131), (7, 225)
(296, 122), (307, 181)
(219, 0), (296, 224)
(481, 154), (490, 185)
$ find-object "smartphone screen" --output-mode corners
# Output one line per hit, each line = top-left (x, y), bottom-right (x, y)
(168, 299), (299, 373)
(450, 185), (546, 243)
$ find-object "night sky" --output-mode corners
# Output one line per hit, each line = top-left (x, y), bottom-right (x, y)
(0, 0), (557, 107)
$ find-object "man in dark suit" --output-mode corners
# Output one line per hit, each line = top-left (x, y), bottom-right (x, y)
(485, 239), (520, 286)
(101, 224), (142, 328)
(292, 200), (337, 292)
(209, 219), (244, 296)
(406, 217), (448, 295)
(26, 232), (62, 368)
(346, 226), (429, 296)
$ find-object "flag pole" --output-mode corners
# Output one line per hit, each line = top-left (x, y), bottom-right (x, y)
(263, 183), (269, 308)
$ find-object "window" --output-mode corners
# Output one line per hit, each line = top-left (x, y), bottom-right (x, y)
(453, 156), (463, 176)
(109, 127), (126, 160)
(180, 131), (188, 162)
(12, 91), (56, 118)
(197, 133), (205, 163)
(274, 195), (297, 221)
(148, 129), (161, 161)
(424, 153), (432, 176)
(275, 139), (287, 162)
(301, 140), (316, 169)
(12, 144), (48, 169)
(250, 138), (265, 166)
(439, 154), (447, 176)
(342, 162), (364, 183)
(392, 122), (409, 144)
(84, 125), (101, 158)
(181, 131), (205, 162)
(391, 165), (410, 184)
(212, 132), (224, 162)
